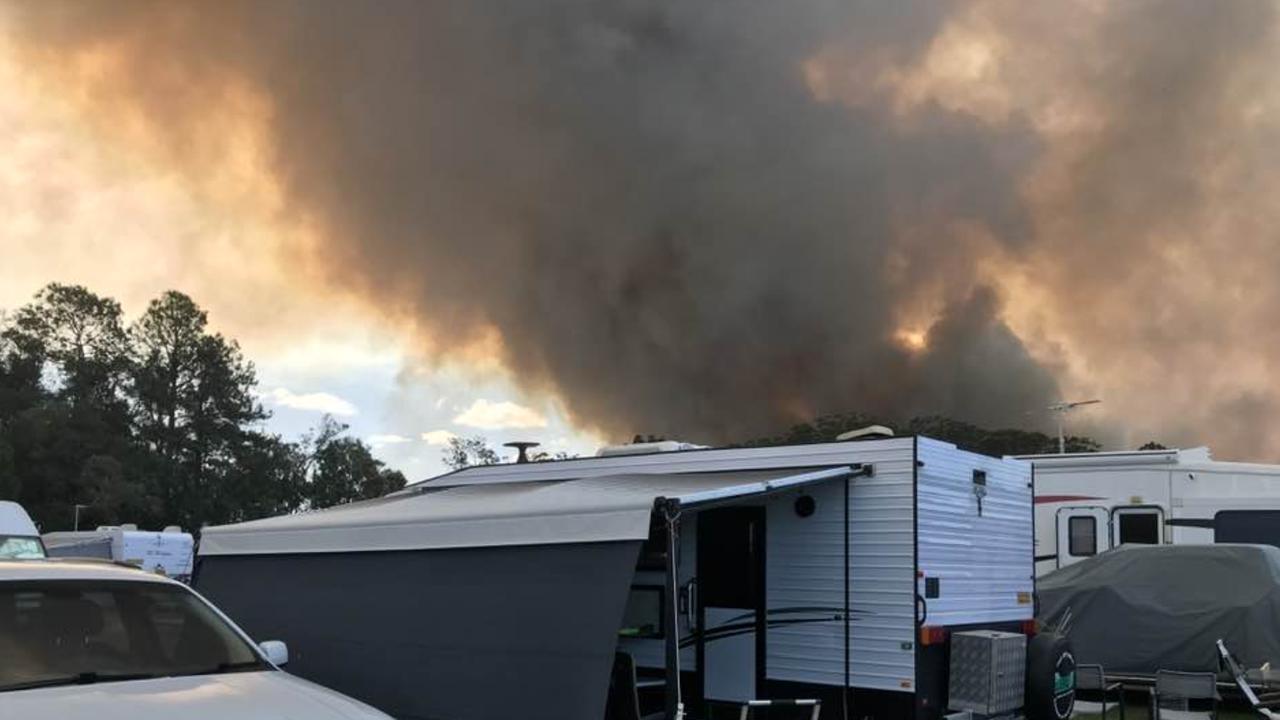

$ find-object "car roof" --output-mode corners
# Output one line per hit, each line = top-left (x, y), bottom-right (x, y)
(0, 558), (181, 584)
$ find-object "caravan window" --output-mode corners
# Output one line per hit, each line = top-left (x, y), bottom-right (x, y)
(0, 536), (44, 560)
(1069, 516), (1097, 556)
(1116, 511), (1160, 545)
(1215, 510), (1280, 548)
(618, 586), (664, 639)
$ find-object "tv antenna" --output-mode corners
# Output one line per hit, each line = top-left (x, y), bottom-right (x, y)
(504, 441), (541, 464)
(1047, 399), (1101, 454)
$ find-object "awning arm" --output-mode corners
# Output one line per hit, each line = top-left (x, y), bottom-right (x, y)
(656, 464), (871, 514)
(662, 502), (683, 720)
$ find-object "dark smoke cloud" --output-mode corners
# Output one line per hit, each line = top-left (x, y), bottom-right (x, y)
(5, 0), (1059, 442)
(19, 0), (1276, 452)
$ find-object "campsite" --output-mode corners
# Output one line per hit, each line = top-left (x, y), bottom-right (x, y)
(7, 1), (1280, 719)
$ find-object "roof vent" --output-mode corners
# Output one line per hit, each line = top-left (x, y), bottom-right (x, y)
(596, 440), (709, 457)
(503, 441), (541, 464)
(836, 425), (895, 441)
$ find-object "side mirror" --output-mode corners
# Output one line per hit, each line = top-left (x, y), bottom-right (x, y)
(259, 640), (289, 667)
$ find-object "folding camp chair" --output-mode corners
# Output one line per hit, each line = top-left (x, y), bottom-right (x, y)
(1148, 670), (1218, 720)
(1071, 664), (1124, 720)
(1217, 639), (1280, 719)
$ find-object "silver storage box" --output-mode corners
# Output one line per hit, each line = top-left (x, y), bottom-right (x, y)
(947, 630), (1026, 715)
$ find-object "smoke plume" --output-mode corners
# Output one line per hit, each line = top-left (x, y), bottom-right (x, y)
(6, 1), (1280, 454)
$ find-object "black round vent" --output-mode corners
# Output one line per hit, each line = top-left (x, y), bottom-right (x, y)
(794, 495), (816, 518)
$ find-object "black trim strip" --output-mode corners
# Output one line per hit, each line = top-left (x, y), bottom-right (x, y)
(1035, 554), (1059, 563)
(680, 617), (844, 649)
(844, 457), (851, 720)
(1166, 518), (1215, 529)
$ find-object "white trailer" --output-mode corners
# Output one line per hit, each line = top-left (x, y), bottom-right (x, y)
(44, 524), (195, 580)
(1021, 447), (1280, 575)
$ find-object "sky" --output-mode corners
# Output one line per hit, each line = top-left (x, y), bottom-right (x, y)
(0, 29), (603, 478)
(3, 1), (1280, 470)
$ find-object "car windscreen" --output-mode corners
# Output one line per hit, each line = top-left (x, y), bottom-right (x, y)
(0, 535), (45, 560)
(0, 579), (269, 692)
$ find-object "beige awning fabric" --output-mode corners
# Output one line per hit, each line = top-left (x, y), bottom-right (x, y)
(199, 467), (849, 556)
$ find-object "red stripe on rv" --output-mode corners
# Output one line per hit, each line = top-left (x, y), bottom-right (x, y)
(1034, 495), (1105, 504)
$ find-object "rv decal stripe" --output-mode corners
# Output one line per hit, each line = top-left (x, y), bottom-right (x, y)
(1035, 554), (1059, 563)
(1034, 495), (1105, 504)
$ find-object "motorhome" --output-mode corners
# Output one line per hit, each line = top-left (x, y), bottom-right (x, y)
(193, 436), (1072, 720)
(1021, 446), (1280, 575)
(0, 501), (44, 559)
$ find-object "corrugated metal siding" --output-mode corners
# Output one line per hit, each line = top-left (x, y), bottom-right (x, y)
(916, 437), (1034, 627)
(766, 479), (846, 685)
(847, 441), (917, 692)
(620, 437), (1031, 695)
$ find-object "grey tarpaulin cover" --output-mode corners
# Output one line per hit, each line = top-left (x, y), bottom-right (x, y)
(42, 532), (112, 559)
(1037, 544), (1280, 674)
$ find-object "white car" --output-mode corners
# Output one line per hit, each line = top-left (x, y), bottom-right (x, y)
(0, 559), (393, 719)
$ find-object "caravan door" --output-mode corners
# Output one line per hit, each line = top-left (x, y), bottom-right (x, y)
(696, 506), (765, 710)
(1055, 506), (1109, 568)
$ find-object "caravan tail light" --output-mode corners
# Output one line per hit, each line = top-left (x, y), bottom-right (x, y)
(919, 626), (949, 646)
(1020, 619), (1039, 637)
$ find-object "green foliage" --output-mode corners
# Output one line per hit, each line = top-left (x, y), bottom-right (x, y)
(128, 291), (268, 531)
(442, 435), (500, 470)
(0, 283), (406, 533)
(1138, 441), (1168, 450)
(530, 450), (577, 462)
(741, 412), (1102, 456)
(5, 283), (131, 410)
(303, 416), (406, 509)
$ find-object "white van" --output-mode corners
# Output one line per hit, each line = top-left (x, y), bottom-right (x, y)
(0, 501), (45, 559)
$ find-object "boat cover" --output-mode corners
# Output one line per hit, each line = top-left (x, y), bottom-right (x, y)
(1038, 544), (1280, 673)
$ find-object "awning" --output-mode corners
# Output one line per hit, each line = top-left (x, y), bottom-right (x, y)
(199, 466), (857, 556)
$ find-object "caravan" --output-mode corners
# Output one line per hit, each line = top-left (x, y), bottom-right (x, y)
(0, 501), (44, 559)
(1023, 447), (1280, 574)
(44, 525), (195, 581)
(194, 436), (1071, 720)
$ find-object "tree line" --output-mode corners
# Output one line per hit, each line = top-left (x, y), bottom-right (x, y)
(1, 283), (1119, 530)
(0, 284), (404, 533)
(739, 412), (1103, 456)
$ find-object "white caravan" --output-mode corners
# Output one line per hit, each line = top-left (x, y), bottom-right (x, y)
(1021, 447), (1280, 575)
(44, 524), (195, 580)
(195, 436), (1072, 720)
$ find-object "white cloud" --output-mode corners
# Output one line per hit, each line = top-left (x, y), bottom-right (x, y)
(452, 399), (548, 430)
(368, 434), (411, 447)
(421, 430), (458, 445)
(267, 387), (358, 416)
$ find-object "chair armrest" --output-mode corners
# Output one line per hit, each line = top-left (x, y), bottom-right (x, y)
(1105, 682), (1123, 692)
(1149, 687), (1159, 720)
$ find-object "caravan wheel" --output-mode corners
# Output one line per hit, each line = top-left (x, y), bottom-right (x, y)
(1024, 632), (1075, 720)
